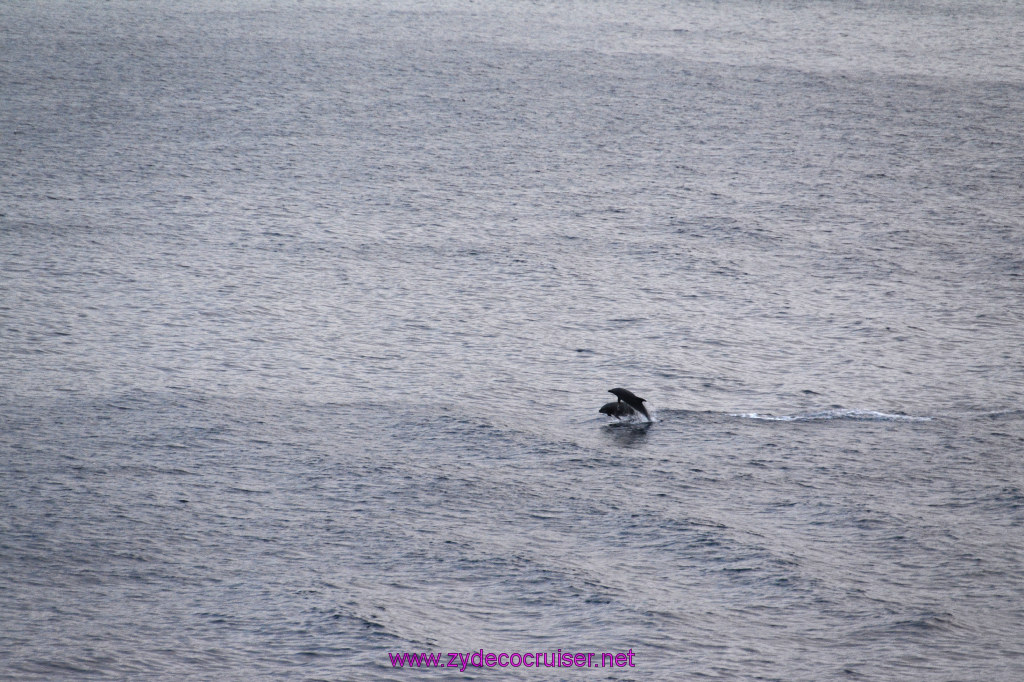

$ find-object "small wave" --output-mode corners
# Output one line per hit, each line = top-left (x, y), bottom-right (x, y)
(733, 409), (932, 423)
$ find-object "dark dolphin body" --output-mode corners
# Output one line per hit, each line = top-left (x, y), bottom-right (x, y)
(608, 387), (651, 422)
(599, 401), (637, 419)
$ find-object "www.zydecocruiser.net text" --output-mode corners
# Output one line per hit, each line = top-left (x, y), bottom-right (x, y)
(389, 649), (637, 671)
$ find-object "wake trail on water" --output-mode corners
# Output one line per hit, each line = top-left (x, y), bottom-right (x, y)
(733, 409), (933, 423)
(648, 408), (934, 423)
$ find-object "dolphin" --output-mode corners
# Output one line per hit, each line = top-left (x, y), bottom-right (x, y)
(599, 401), (637, 419)
(608, 387), (651, 422)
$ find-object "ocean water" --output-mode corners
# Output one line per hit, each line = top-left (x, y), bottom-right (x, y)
(2, 0), (1024, 679)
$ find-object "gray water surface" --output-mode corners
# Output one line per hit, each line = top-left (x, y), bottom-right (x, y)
(2, 1), (1023, 679)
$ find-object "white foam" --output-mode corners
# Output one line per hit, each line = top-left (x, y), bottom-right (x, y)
(733, 409), (932, 423)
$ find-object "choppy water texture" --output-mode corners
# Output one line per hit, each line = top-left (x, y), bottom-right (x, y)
(3, 0), (1024, 679)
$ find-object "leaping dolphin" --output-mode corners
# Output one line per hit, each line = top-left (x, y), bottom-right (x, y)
(599, 401), (637, 420)
(607, 387), (651, 422)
